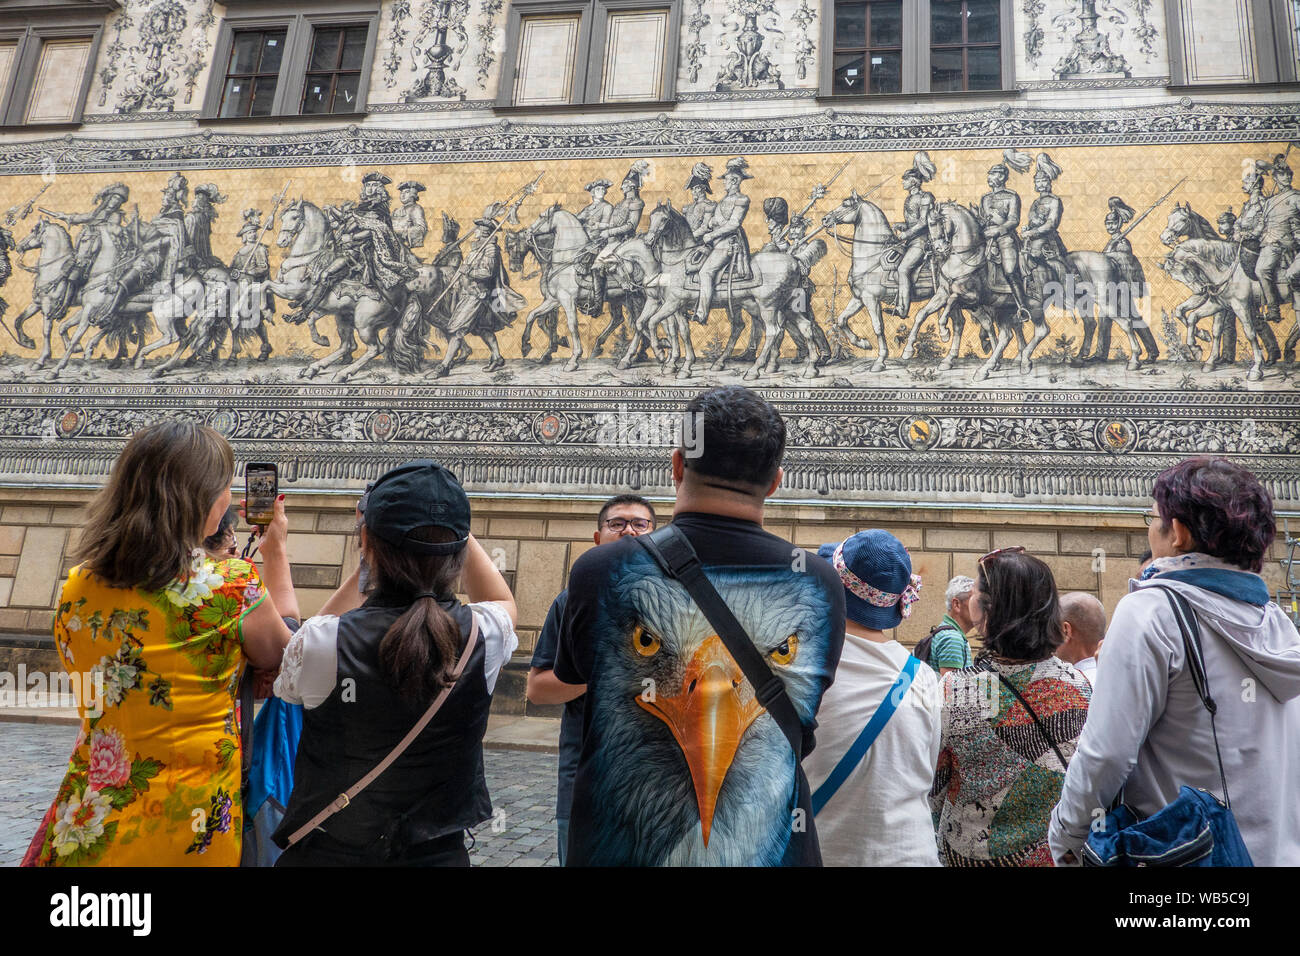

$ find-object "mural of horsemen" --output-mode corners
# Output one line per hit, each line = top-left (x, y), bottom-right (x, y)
(1, 145), (1297, 387)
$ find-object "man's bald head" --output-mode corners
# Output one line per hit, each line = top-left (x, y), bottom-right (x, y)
(1058, 592), (1106, 663)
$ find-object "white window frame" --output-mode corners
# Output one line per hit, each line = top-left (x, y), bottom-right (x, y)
(496, 0), (682, 109)
(820, 0), (1015, 97)
(201, 0), (380, 119)
(0, 0), (112, 128)
(1165, 0), (1299, 85)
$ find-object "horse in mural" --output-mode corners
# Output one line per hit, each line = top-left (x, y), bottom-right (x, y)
(268, 198), (450, 383)
(821, 190), (938, 372)
(613, 200), (822, 380)
(905, 201), (1051, 382)
(1160, 202), (1291, 374)
(505, 207), (648, 366)
(11, 218), (209, 378)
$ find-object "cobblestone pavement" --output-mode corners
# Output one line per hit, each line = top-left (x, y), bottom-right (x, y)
(0, 722), (560, 867)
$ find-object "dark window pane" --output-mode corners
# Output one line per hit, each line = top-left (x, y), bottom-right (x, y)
(967, 0), (1001, 43)
(219, 76), (252, 117)
(301, 73), (332, 113)
(229, 32), (262, 74)
(869, 50), (902, 92)
(310, 28), (341, 71)
(930, 47), (963, 91)
(250, 75), (278, 115)
(967, 45), (1001, 89)
(870, 1), (903, 47)
(340, 27), (368, 71)
(931, 1), (963, 45)
(833, 53), (867, 93)
(332, 72), (360, 111)
(835, 5), (866, 48)
(259, 30), (286, 73)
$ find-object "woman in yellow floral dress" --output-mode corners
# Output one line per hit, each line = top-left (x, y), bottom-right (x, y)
(30, 420), (296, 866)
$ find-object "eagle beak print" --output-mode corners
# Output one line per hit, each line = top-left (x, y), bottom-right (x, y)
(635, 632), (767, 846)
(570, 549), (836, 866)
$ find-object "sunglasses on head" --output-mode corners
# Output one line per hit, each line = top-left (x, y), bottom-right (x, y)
(979, 545), (1025, 567)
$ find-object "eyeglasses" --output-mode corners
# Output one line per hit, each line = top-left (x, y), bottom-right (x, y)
(979, 545), (1025, 566)
(603, 517), (654, 533)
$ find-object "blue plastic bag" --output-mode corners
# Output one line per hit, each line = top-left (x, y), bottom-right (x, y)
(1082, 786), (1254, 867)
(242, 696), (303, 867)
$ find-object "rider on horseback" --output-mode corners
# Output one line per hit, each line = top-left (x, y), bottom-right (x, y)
(690, 156), (754, 322)
(1022, 153), (1074, 303)
(392, 181), (429, 251)
(290, 172), (418, 322)
(95, 174), (192, 326)
(42, 183), (130, 319)
(683, 164), (716, 238)
(1256, 154), (1300, 325)
(979, 160), (1032, 317)
(893, 152), (937, 316)
(590, 161), (649, 311)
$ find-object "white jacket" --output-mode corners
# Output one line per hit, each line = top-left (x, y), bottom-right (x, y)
(1049, 571), (1300, 866)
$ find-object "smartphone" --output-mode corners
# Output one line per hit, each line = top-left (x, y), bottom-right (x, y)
(244, 462), (278, 526)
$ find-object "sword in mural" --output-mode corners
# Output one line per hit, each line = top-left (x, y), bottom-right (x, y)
(1118, 176), (1187, 243)
(775, 159), (849, 244)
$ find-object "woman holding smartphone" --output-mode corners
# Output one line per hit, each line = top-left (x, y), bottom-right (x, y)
(272, 459), (518, 866)
(28, 421), (296, 866)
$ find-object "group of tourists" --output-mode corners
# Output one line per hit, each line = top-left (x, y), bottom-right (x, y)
(21, 386), (1300, 866)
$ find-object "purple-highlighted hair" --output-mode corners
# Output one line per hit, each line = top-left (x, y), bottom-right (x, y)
(1153, 457), (1276, 573)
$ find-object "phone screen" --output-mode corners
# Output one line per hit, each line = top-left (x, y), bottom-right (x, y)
(245, 463), (278, 526)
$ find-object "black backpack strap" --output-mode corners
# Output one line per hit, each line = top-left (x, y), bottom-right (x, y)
(1149, 585), (1231, 808)
(636, 525), (809, 760)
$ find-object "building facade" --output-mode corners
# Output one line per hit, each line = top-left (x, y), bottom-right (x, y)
(0, 0), (1296, 699)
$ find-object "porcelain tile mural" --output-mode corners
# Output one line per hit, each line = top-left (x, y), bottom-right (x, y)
(0, 101), (1296, 507)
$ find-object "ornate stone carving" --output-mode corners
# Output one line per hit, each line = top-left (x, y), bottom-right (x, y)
(116, 0), (187, 113)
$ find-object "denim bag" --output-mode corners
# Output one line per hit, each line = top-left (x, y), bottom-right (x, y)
(1082, 587), (1253, 867)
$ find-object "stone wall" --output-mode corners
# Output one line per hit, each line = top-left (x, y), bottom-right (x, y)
(1, 486), (1293, 713)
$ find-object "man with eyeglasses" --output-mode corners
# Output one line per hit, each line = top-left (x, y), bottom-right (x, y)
(526, 493), (657, 864)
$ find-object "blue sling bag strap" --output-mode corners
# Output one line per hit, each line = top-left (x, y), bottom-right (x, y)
(811, 654), (920, 816)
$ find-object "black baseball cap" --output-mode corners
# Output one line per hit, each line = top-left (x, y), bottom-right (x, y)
(364, 460), (470, 555)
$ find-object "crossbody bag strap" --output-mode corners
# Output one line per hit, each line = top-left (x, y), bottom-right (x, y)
(636, 525), (808, 760)
(287, 612), (480, 848)
(988, 660), (1070, 770)
(1150, 585), (1232, 808)
(811, 655), (920, 815)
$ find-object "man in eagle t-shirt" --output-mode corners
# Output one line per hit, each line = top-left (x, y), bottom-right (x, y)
(554, 386), (846, 866)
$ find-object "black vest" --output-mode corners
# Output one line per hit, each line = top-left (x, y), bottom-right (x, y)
(274, 598), (492, 857)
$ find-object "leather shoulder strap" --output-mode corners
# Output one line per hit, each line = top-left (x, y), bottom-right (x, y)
(287, 612), (480, 848)
(636, 525), (808, 759)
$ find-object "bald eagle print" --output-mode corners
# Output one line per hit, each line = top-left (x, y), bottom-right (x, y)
(558, 524), (843, 867)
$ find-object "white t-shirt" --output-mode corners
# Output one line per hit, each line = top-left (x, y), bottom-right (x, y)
(1072, 656), (1097, 686)
(275, 601), (518, 709)
(802, 635), (942, 866)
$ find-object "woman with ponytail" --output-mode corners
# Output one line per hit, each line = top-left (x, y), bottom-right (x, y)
(272, 460), (518, 866)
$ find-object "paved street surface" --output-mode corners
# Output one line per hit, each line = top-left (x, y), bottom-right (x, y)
(0, 722), (560, 867)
